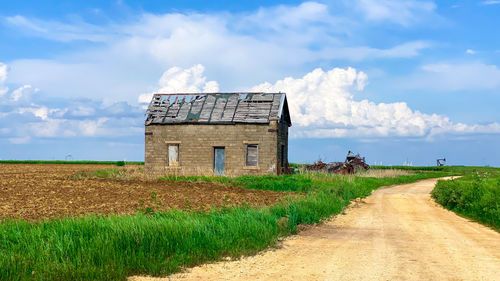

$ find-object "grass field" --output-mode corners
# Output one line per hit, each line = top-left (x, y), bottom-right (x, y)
(432, 170), (500, 230)
(0, 164), (457, 281)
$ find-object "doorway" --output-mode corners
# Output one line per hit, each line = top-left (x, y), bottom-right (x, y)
(214, 147), (225, 176)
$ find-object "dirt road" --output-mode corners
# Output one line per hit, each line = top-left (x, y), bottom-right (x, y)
(132, 177), (500, 281)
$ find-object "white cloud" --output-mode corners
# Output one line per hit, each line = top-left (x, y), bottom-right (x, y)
(5, 2), (432, 102)
(251, 66), (500, 138)
(78, 118), (108, 136)
(318, 40), (431, 61)
(0, 61), (37, 102)
(17, 106), (50, 120)
(480, 0), (500, 5)
(0, 63), (8, 95)
(0, 63), (7, 84)
(10, 84), (37, 101)
(138, 64), (219, 103)
(466, 49), (476, 55)
(71, 106), (95, 117)
(157, 64), (219, 94)
(5, 15), (110, 42)
(135, 64), (500, 139)
(2, 55), (500, 145)
(404, 62), (500, 91)
(354, 0), (437, 26)
(27, 118), (62, 137)
(8, 136), (31, 144)
(0, 62), (143, 143)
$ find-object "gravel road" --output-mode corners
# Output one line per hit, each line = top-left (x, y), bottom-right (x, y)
(131, 177), (500, 281)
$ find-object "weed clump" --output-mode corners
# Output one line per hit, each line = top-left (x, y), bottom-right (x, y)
(137, 190), (163, 215)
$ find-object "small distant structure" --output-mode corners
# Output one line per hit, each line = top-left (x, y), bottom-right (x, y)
(144, 92), (291, 177)
(437, 158), (446, 166)
(403, 158), (413, 166)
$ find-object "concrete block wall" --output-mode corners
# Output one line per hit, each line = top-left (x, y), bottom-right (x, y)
(145, 122), (279, 178)
(277, 114), (289, 174)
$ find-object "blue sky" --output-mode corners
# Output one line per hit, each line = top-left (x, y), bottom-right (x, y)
(0, 0), (499, 166)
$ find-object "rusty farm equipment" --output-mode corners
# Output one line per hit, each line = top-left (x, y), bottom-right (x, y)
(306, 151), (370, 175)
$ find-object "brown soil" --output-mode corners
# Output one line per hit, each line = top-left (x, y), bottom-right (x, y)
(0, 164), (290, 221)
(131, 177), (500, 281)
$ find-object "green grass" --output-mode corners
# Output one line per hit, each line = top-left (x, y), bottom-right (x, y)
(159, 174), (313, 192)
(0, 170), (451, 281)
(0, 160), (144, 165)
(370, 165), (445, 171)
(72, 168), (126, 179)
(432, 171), (500, 230)
(371, 165), (499, 174)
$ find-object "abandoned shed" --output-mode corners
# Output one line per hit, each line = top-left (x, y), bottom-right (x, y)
(144, 92), (291, 177)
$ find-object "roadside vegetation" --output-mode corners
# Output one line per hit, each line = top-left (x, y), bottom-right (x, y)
(432, 170), (500, 230)
(0, 167), (452, 281)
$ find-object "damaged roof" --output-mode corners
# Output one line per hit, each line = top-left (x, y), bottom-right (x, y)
(145, 92), (291, 126)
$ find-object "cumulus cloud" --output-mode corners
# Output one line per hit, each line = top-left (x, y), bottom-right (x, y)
(251, 66), (500, 138)
(0, 62), (143, 143)
(138, 64), (219, 103)
(136, 64), (500, 139)
(2, 57), (500, 146)
(466, 49), (476, 55)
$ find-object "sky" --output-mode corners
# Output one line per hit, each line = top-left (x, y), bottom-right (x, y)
(0, 0), (499, 166)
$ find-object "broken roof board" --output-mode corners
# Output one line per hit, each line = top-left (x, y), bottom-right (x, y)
(145, 92), (291, 126)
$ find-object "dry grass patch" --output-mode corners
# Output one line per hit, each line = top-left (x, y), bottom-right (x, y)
(356, 169), (412, 178)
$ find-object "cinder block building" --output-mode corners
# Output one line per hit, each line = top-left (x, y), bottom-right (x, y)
(144, 92), (291, 177)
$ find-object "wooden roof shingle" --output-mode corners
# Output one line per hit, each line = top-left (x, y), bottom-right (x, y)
(145, 92), (290, 126)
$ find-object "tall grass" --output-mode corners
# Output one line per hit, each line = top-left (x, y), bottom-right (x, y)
(432, 172), (500, 229)
(356, 169), (411, 178)
(159, 174), (313, 192)
(0, 171), (449, 281)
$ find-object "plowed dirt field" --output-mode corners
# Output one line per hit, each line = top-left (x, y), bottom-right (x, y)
(0, 164), (289, 221)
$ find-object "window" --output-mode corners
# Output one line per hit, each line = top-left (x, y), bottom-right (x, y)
(167, 144), (179, 166)
(245, 144), (258, 166)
